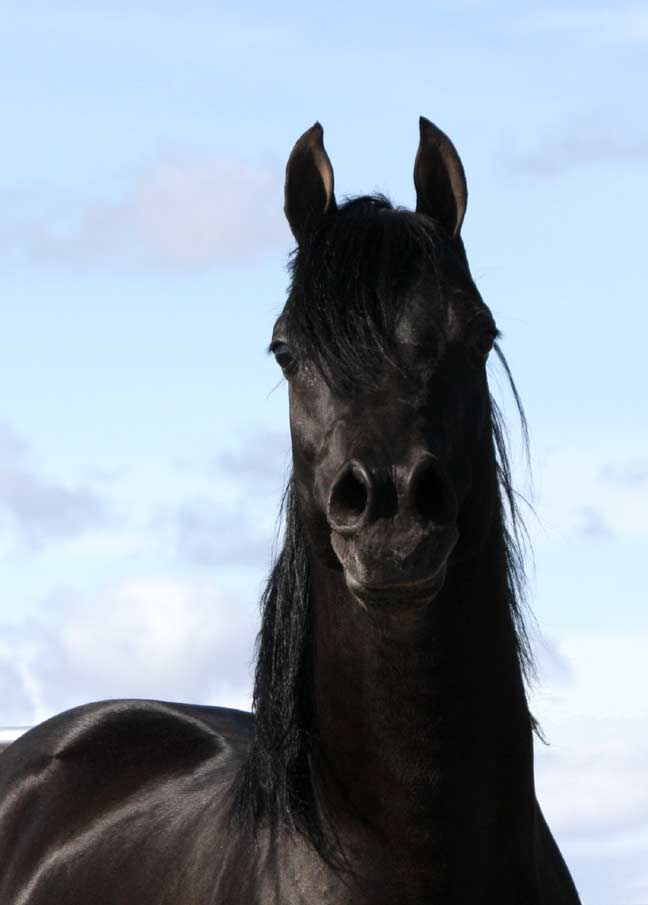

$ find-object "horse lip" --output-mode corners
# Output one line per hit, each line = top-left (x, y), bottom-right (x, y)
(345, 563), (448, 601)
(347, 572), (440, 592)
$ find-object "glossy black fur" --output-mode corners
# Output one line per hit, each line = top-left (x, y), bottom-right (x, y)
(0, 119), (581, 904)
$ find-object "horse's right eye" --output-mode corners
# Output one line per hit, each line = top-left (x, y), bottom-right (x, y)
(271, 341), (297, 374)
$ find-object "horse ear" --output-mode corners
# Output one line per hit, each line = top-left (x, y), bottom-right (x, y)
(414, 117), (467, 238)
(284, 122), (337, 243)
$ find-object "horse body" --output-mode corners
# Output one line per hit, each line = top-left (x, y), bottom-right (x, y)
(0, 118), (581, 903)
(0, 699), (575, 904)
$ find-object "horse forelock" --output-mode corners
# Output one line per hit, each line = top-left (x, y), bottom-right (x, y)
(284, 194), (448, 393)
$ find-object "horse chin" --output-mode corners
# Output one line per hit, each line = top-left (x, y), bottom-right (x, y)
(344, 564), (448, 609)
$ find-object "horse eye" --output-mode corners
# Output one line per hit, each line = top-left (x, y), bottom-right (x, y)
(271, 341), (297, 373)
(472, 332), (496, 362)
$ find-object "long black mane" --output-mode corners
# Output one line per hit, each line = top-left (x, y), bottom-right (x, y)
(234, 195), (533, 855)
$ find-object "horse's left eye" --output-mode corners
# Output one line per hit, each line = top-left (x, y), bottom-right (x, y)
(471, 332), (496, 362)
(271, 341), (297, 373)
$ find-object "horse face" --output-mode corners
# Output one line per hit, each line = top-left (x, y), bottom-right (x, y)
(271, 275), (497, 609)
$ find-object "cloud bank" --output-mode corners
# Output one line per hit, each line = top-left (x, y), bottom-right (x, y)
(0, 420), (108, 552)
(0, 576), (256, 727)
(503, 119), (648, 180)
(525, 4), (648, 46)
(0, 156), (287, 272)
(163, 498), (274, 569)
(532, 632), (648, 903)
(529, 447), (648, 543)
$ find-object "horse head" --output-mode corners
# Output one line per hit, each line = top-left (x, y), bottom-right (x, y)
(271, 119), (500, 610)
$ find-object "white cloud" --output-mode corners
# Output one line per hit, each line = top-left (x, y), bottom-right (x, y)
(161, 497), (274, 569)
(0, 421), (28, 463)
(214, 427), (291, 486)
(531, 632), (648, 902)
(600, 459), (648, 486)
(529, 447), (648, 543)
(0, 575), (256, 728)
(502, 117), (648, 180)
(0, 156), (287, 272)
(0, 420), (109, 553)
(5, 7), (294, 63)
(155, 427), (291, 569)
(522, 4), (648, 45)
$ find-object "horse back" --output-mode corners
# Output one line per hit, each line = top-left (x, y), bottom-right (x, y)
(0, 699), (253, 905)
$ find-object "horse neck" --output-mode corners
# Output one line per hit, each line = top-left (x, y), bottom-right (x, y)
(309, 488), (537, 878)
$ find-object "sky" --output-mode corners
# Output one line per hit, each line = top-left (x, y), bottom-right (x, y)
(1, 1), (647, 900)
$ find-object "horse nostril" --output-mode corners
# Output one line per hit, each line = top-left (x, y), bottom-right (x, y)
(409, 455), (456, 525)
(327, 461), (372, 533)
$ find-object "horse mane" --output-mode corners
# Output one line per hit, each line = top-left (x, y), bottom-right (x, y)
(232, 195), (534, 858)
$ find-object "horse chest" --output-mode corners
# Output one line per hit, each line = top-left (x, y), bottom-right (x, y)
(239, 829), (453, 905)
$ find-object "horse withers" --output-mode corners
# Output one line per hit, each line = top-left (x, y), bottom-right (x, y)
(0, 118), (581, 904)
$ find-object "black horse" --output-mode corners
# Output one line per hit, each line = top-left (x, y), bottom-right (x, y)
(0, 119), (581, 904)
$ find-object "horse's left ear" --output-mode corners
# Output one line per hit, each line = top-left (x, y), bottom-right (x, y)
(414, 117), (467, 238)
(284, 122), (337, 243)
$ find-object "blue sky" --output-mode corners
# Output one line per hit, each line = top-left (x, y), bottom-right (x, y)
(1, 2), (647, 900)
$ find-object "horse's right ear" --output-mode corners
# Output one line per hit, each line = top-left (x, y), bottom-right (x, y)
(284, 122), (337, 243)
